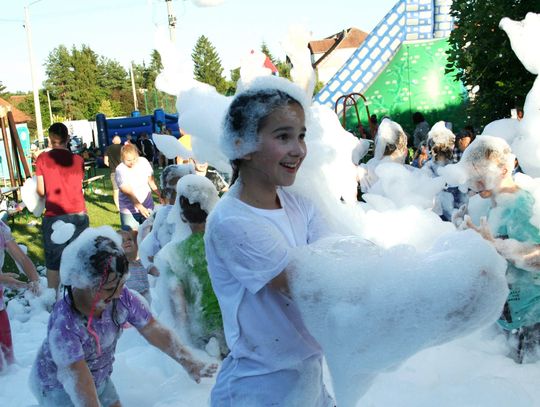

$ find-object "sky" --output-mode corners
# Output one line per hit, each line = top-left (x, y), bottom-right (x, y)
(0, 0), (397, 93)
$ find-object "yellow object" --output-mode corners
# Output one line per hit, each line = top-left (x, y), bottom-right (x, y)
(179, 134), (192, 150)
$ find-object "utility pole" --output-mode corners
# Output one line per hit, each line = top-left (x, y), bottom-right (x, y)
(46, 90), (53, 124)
(165, 0), (176, 43)
(24, 4), (45, 145)
(130, 62), (139, 112)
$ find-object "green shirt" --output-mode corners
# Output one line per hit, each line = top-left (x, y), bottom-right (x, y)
(168, 232), (223, 338)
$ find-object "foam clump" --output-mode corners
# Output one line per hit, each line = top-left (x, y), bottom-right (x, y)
(51, 220), (76, 245)
(288, 230), (509, 407)
(20, 176), (45, 217)
(176, 174), (219, 214)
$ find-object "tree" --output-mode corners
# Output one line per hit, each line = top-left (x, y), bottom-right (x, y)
(44, 44), (135, 119)
(0, 81), (6, 95)
(446, 0), (539, 127)
(192, 35), (227, 94)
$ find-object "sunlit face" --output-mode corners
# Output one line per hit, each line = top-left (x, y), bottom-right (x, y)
(123, 153), (138, 168)
(243, 103), (306, 188)
(119, 231), (136, 257)
(458, 137), (472, 152)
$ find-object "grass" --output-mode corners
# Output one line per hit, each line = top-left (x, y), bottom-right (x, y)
(4, 167), (131, 275)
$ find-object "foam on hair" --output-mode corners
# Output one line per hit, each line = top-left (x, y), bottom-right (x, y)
(220, 75), (310, 160)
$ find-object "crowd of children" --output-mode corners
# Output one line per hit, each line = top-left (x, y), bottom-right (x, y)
(1, 72), (539, 406)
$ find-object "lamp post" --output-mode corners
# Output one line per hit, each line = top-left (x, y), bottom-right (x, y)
(24, 0), (45, 146)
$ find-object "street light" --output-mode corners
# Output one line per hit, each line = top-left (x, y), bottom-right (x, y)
(24, 0), (45, 146)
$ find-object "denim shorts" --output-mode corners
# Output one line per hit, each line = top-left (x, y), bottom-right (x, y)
(42, 213), (89, 270)
(120, 211), (146, 231)
(32, 376), (120, 407)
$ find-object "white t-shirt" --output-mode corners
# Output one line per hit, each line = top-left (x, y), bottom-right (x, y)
(205, 187), (330, 376)
(115, 157), (154, 214)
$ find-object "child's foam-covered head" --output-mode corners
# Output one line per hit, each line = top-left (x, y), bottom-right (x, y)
(177, 174), (219, 222)
(220, 76), (310, 160)
(60, 226), (128, 289)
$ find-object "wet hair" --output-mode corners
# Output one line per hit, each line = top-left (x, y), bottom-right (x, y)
(64, 236), (128, 327)
(412, 112), (425, 125)
(48, 122), (69, 144)
(179, 195), (208, 224)
(432, 145), (453, 161)
(382, 131), (407, 157)
(223, 89), (303, 184)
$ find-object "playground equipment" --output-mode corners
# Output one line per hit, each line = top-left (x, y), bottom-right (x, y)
(0, 107), (31, 194)
(334, 93), (376, 138)
(96, 108), (180, 148)
(315, 0), (466, 134)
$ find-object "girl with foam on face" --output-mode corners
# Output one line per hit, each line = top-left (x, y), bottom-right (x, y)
(30, 226), (217, 407)
(205, 76), (335, 406)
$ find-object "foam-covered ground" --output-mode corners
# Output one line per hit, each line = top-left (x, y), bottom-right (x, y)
(1, 286), (540, 407)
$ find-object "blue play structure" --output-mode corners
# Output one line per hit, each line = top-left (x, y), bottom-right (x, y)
(96, 108), (180, 148)
(315, 0), (455, 115)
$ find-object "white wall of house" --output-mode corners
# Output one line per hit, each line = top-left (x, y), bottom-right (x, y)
(314, 48), (357, 84)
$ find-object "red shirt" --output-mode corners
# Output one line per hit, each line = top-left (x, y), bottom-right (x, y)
(35, 149), (86, 217)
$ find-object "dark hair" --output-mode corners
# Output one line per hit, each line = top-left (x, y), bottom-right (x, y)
(48, 122), (69, 144)
(412, 112), (425, 125)
(229, 159), (242, 186)
(432, 145), (453, 161)
(457, 126), (475, 141)
(179, 195), (208, 224)
(64, 236), (128, 327)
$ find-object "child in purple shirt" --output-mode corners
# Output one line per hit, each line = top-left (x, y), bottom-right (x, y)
(30, 226), (216, 407)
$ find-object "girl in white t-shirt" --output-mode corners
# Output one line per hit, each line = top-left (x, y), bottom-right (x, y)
(205, 76), (335, 406)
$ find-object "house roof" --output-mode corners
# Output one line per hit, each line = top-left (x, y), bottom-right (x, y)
(0, 97), (32, 124)
(308, 27), (368, 54)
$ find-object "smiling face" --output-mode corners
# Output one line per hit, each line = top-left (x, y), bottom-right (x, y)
(242, 102), (307, 188)
(118, 230), (137, 259)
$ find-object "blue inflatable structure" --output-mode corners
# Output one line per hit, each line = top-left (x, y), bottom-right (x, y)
(96, 108), (180, 148)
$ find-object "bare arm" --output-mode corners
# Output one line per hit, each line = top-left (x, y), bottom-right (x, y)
(60, 360), (101, 407)
(36, 175), (45, 197)
(104, 155), (110, 167)
(5, 240), (40, 293)
(138, 318), (217, 383)
(148, 175), (164, 204)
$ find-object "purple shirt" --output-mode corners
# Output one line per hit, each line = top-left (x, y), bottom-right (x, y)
(33, 287), (152, 391)
(115, 157), (154, 215)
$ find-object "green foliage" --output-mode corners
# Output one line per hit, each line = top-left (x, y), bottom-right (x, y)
(192, 35), (228, 94)
(446, 0), (539, 128)
(0, 81), (6, 95)
(261, 41), (276, 64)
